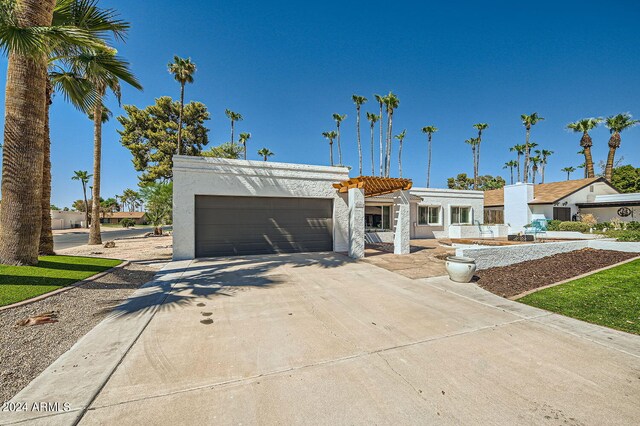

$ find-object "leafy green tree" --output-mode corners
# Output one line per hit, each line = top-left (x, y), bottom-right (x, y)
(520, 113), (544, 183)
(561, 166), (576, 180)
(567, 118), (601, 178)
(72, 170), (92, 227)
(447, 173), (474, 190)
(447, 173), (505, 190)
(322, 131), (337, 166)
(225, 109), (243, 144)
(168, 56), (196, 155)
(332, 113), (346, 166)
(257, 148), (274, 161)
(421, 126), (438, 187)
(610, 165), (640, 193)
(101, 198), (118, 213)
(119, 96), (211, 183)
(604, 113), (639, 180)
(140, 182), (173, 235)
(50, 204), (60, 211)
(238, 132), (251, 160)
(352, 95), (367, 175)
(201, 142), (244, 159)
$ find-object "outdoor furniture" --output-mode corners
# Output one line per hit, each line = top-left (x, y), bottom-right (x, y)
(524, 219), (548, 240)
(476, 220), (494, 238)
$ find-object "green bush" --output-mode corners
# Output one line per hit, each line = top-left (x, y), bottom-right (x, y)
(546, 220), (562, 231)
(558, 221), (591, 232)
(593, 222), (611, 231)
(121, 218), (136, 228)
(615, 230), (640, 242)
(626, 221), (640, 231)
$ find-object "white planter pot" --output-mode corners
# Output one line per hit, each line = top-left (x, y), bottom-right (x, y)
(445, 256), (477, 283)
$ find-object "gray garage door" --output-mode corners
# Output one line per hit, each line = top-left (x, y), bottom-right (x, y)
(195, 196), (334, 257)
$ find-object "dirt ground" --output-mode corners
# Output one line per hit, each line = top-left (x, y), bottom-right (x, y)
(363, 239), (455, 279)
(475, 248), (639, 298)
(57, 234), (173, 262)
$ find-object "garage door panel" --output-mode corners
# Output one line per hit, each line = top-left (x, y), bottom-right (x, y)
(195, 196), (334, 257)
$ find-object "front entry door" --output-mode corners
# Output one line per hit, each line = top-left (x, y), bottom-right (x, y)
(553, 207), (571, 221)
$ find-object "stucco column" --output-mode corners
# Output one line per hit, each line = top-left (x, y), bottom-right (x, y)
(504, 183), (534, 234)
(393, 190), (410, 255)
(348, 187), (365, 259)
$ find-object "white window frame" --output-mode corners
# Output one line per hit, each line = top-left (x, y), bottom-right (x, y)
(417, 205), (441, 226)
(450, 206), (473, 225)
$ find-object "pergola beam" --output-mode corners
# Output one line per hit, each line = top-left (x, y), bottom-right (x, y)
(333, 176), (412, 197)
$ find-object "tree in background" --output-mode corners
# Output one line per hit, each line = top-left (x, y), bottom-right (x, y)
(472, 123), (489, 188)
(322, 131), (337, 166)
(332, 113), (346, 166)
(520, 113), (544, 183)
(258, 148), (274, 161)
(168, 56), (196, 155)
(140, 182), (173, 235)
(567, 118), (601, 178)
(72, 170), (92, 228)
(509, 144), (526, 182)
(535, 149), (553, 183)
(610, 165), (640, 193)
(464, 138), (480, 188)
(421, 126), (438, 188)
(447, 173), (505, 191)
(382, 92), (399, 177)
(119, 97), (210, 183)
(238, 132), (251, 160)
(395, 130), (406, 178)
(366, 113), (379, 175)
(225, 109), (243, 144)
(201, 142), (243, 159)
(503, 160), (518, 185)
(120, 188), (141, 211)
(530, 156), (540, 184)
(101, 198), (119, 213)
(604, 113), (639, 181)
(561, 166), (576, 180)
(447, 173), (474, 190)
(374, 94), (384, 176)
(352, 95), (367, 175)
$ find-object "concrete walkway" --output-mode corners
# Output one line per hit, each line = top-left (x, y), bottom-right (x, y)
(4, 253), (640, 425)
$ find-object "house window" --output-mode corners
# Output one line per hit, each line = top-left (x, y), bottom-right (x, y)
(365, 205), (392, 231)
(451, 206), (472, 224)
(418, 206), (440, 225)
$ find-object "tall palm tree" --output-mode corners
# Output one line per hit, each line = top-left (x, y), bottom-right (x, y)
(322, 131), (337, 166)
(366, 112), (379, 175)
(567, 117), (601, 178)
(352, 95), (367, 175)
(332, 113), (346, 166)
(535, 149), (553, 183)
(257, 148), (274, 161)
(530, 156), (541, 184)
(374, 94), (384, 175)
(503, 160), (518, 185)
(561, 166), (576, 181)
(383, 92), (399, 177)
(472, 123), (489, 188)
(604, 113), (639, 180)
(577, 149), (587, 178)
(520, 113), (544, 183)
(0, 0), (103, 265)
(395, 130), (407, 178)
(238, 132), (251, 160)
(72, 170), (92, 228)
(168, 56), (196, 155)
(465, 138), (480, 188)
(225, 109), (243, 144)
(421, 125), (438, 187)
(509, 144), (526, 182)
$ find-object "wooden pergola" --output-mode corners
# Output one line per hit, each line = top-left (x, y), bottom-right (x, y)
(332, 176), (413, 197)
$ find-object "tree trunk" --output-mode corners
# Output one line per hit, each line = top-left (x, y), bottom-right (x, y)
(386, 112), (393, 177)
(243, 142), (247, 160)
(398, 140), (403, 178)
(584, 146), (595, 178)
(516, 153), (521, 182)
(329, 141), (333, 166)
(370, 124), (375, 175)
(523, 127), (530, 183)
(510, 167), (514, 185)
(426, 134), (432, 187)
(356, 106), (362, 175)
(177, 82), (185, 155)
(39, 81), (54, 255)
(82, 184), (89, 227)
(0, 0), (56, 265)
(604, 143), (617, 181)
(475, 136), (481, 189)
(472, 146), (477, 189)
(336, 124), (342, 165)
(378, 103), (383, 176)
(89, 92), (105, 245)
(541, 164), (545, 184)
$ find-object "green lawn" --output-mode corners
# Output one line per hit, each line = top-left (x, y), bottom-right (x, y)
(0, 256), (122, 307)
(518, 259), (640, 335)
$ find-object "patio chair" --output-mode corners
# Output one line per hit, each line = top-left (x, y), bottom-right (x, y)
(524, 219), (548, 240)
(476, 220), (494, 239)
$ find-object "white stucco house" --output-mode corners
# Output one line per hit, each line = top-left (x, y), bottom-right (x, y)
(172, 156), (485, 260)
(484, 177), (639, 232)
(50, 210), (85, 230)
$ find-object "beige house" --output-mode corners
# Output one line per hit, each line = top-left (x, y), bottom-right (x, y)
(101, 211), (147, 225)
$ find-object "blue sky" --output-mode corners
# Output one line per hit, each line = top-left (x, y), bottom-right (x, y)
(1, 0), (639, 208)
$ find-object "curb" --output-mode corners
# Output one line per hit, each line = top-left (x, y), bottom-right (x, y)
(0, 259), (130, 312)
(509, 255), (640, 300)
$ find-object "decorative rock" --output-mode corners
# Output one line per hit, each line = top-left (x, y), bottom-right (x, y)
(103, 241), (116, 248)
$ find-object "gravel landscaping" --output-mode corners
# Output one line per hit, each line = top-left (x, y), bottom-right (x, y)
(475, 248), (639, 298)
(0, 262), (159, 403)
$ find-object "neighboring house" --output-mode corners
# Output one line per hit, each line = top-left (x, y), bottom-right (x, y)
(50, 210), (85, 229)
(484, 177), (639, 231)
(101, 211), (147, 225)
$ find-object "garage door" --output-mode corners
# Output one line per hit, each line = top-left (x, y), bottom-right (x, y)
(195, 196), (333, 257)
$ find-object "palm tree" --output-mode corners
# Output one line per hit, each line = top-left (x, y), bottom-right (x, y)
(509, 144), (526, 182)
(332, 113), (346, 165)
(352, 95), (367, 175)
(524, 141), (539, 182)
(238, 132), (251, 160)
(604, 113), (639, 180)
(383, 92), (399, 177)
(535, 149), (553, 183)
(366, 112), (379, 175)
(225, 109), (243, 144)
(520, 113), (544, 183)
(530, 156), (541, 184)
(472, 123), (489, 188)
(503, 160), (518, 185)
(465, 138), (480, 188)
(72, 171), (92, 228)
(374, 94), (384, 176)
(567, 118), (601, 178)
(0, 0), (105, 264)
(421, 126), (438, 187)
(168, 56), (196, 155)
(561, 166), (576, 181)
(322, 131), (337, 166)
(395, 130), (407, 178)
(257, 148), (274, 161)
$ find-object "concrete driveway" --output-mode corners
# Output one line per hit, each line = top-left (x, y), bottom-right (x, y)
(6, 253), (640, 425)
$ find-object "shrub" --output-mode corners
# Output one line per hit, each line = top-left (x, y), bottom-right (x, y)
(626, 221), (640, 231)
(580, 213), (597, 226)
(546, 220), (562, 231)
(615, 230), (640, 242)
(593, 222), (611, 231)
(558, 221), (591, 232)
(121, 218), (136, 228)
